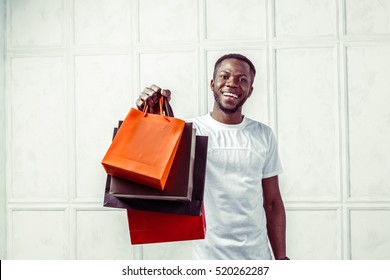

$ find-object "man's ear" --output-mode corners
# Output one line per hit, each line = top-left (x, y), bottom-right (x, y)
(248, 86), (254, 98)
(210, 79), (214, 90)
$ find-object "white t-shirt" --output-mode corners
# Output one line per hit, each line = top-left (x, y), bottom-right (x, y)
(190, 113), (283, 260)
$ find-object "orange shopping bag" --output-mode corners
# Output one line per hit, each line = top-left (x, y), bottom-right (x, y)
(101, 97), (185, 190)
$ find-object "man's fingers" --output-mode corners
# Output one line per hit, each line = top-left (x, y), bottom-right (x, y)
(137, 85), (171, 112)
(147, 85), (162, 104)
(135, 97), (145, 110)
(149, 84), (161, 92)
(161, 89), (171, 102)
(141, 86), (161, 107)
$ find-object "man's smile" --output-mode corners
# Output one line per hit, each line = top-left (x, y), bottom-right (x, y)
(222, 92), (239, 99)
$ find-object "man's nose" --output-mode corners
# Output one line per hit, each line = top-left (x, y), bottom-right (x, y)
(226, 77), (238, 87)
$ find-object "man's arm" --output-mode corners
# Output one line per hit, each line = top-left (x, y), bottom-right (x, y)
(262, 175), (287, 260)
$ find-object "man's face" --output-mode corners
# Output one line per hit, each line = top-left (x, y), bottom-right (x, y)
(211, 58), (254, 114)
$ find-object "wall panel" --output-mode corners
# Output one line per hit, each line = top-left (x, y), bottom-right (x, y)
(345, 0), (390, 36)
(0, 0), (6, 259)
(9, 0), (64, 48)
(142, 242), (192, 260)
(346, 46), (390, 200)
(206, 0), (266, 41)
(9, 209), (68, 259)
(276, 47), (340, 201)
(349, 209), (390, 259)
(73, 0), (130, 46)
(138, 0), (198, 43)
(10, 56), (68, 201)
(75, 209), (134, 259)
(286, 208), (341, 259)
(74, 54), (131, 200)
(274, 0), (337, 38)
(138, 51), (199, 119)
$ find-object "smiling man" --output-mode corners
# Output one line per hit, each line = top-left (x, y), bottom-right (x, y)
(210, 54), (254, 123)
(137, 53), (288, 260)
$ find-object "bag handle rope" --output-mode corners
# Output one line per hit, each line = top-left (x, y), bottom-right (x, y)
(143, 96), (174, 118)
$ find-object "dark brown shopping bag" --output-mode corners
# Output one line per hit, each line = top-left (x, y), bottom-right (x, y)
(110, 122), (196, 201)
(103, 134), (208, 216)
(101, 97), (185, 190)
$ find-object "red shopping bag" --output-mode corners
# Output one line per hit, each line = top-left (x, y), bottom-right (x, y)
(126, 205), (206, 245)
(101, 97), (185, 190)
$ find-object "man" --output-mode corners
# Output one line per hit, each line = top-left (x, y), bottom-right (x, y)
(137, 54), (288, 260)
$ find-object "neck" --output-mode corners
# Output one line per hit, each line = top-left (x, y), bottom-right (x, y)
(211, 106), (244, 125)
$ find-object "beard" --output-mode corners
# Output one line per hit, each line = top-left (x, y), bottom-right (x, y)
(213, 91), (248, 114)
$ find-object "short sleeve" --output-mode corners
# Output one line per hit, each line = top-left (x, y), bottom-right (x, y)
(262, 128), (283, 178)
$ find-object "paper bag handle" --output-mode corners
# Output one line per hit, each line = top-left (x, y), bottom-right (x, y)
(143, 96), (174, 117)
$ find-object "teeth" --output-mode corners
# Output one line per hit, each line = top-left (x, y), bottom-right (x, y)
(223, 92), (238, 98)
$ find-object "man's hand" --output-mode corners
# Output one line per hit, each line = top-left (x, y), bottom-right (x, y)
(136, 84), (171, 114)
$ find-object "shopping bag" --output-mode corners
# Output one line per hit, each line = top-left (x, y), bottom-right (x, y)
(110, 122), (196, 201)
(101, 97), (185, 190)
(126, 204), (206, 244)
(103, 133), (208, 216)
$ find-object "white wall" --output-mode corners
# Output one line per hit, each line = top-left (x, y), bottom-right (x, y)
(3, 0), (390, 260)
(0, 0), (6, 260)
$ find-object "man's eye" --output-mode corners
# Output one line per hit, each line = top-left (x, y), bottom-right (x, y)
(220, 75), (228, 79)
(239, 78), (248, 83)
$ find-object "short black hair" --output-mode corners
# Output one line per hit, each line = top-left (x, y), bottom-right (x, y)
(213, 53), (256, 82)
